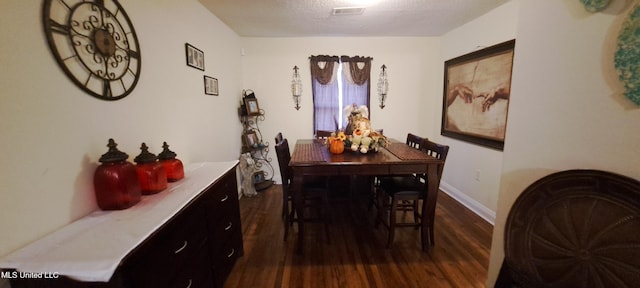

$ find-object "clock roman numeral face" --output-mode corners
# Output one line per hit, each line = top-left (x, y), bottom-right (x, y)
(43, 0), (141, 101)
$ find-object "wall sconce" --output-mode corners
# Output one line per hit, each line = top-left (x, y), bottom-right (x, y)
(291, 65), (302, 110)
(377, 64), (388, 109)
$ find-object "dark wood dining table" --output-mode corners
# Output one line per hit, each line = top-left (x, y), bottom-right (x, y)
(289, 139), (444, 254)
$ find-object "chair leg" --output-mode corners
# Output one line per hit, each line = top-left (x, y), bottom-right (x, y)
(387, 196), (397, 248)
(322, 194), (331, 244)
(413, 199), (420, 229)
(282, 193), (288, 219)
(284, 199), (297, 241)
(284, 199), (293, 241)
(375, 187), (387, 228)
(369, 176), (379, 211)
(283, 204), (290, 241)
(421, 223), (427, 251)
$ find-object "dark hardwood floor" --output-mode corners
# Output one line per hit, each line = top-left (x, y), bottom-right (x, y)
(225, 184), (493, 288)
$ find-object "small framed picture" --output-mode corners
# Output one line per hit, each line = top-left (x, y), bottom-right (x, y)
(244, 98), (260, 116)
(243, 131), (259, 148)
(185, 43), (204, 71)
(204, 76), (218, 95)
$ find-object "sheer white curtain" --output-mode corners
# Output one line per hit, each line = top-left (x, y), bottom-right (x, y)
(312, 70), (339, 132)
(341, 61), (370, 128)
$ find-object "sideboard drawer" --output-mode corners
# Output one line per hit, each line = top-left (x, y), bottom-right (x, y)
(208, 216), (241, 249)
(211, 231), (243, 288)
(124, 202), (208, 287)
(167, 246), (214, 288)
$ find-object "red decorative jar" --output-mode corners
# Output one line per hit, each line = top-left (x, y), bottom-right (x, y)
(134, 143), (168, 195)
(93, 139), (141, 210)
(158, 141), (184, 182)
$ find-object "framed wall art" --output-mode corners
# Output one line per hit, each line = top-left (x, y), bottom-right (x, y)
(204, 76), (218, 95)
(244, 97), (260, 116)
(441, 39), (516, 150)
(185, 43), (204, 71)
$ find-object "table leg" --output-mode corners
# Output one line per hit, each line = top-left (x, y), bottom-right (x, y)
(291, 173), (305, 254)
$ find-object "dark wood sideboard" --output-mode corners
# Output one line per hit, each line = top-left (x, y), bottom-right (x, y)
(3, 162), (243, 288)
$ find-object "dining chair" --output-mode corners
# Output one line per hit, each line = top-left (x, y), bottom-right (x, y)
(405, 133), (423, 149)
(274, 136), (331, 242)
(275, 132), (283, 145)
(376, 138), (449, 249)
(314, 130), (333, 140)
(370, 133), (426, 210)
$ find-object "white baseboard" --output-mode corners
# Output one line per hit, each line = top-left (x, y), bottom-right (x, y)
(439, 181), (496, 225)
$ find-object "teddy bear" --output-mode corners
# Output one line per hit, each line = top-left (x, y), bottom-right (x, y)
(359, 135), (373, 153)
(350, 128), (373, 153)
(343, 103), (388, 153)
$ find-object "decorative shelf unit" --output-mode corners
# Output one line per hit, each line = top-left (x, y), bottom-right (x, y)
(239, 91), (274, 191)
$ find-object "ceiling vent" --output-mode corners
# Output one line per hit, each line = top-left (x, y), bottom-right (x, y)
(331, 7), (366, 16)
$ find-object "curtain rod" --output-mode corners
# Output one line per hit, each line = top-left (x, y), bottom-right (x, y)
(309, 55), (373, 62)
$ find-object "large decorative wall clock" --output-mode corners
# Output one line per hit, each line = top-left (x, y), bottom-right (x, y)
(42, 0), (141, 101)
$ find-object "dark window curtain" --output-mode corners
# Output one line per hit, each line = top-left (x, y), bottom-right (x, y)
(340, 56), (372, 128)
(310, 55), (340, 133)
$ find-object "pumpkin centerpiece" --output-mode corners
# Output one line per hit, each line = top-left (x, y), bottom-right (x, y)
(327, 131), (346, 154)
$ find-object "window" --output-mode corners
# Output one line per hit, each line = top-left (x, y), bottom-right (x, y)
(310, 55), (372, 134)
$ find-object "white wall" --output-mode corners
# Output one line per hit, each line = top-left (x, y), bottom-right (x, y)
(0, 0), (243, 258)
(438, 1), (521, 224)
(240, 37), (441, 183)
(487, 0), (640, 286)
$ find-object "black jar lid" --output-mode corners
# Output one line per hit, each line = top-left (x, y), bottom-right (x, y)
(134, 143), (158, 163)
(158, 141), (178, 160)
(98, 138), (129, 163)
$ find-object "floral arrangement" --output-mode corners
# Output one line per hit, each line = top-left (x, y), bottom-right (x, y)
(328, 131), (347, 143)
(343, 104), (388, 153)
(325, 128), (388, 154)
(347, 129), (388, 153)
(324, 104), (389, 154)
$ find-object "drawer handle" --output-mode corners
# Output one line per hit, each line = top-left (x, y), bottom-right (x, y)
(174, 241), (188, 254)
(185, 279), (192, 288)
(227, 248), (235, 258)
(220, 195), (229, 202)
(224, 222), (233, 231)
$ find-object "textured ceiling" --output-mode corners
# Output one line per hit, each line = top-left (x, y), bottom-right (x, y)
(199, 0), (511, 37)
